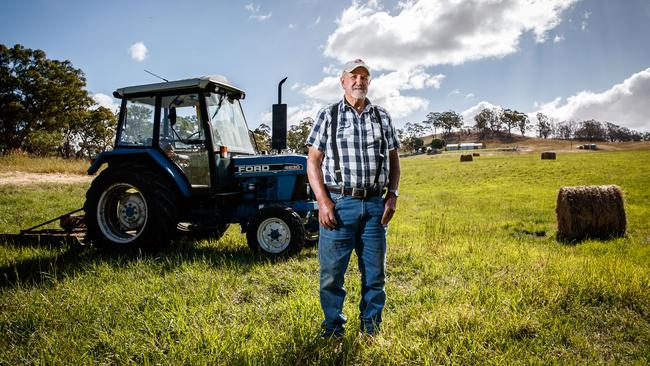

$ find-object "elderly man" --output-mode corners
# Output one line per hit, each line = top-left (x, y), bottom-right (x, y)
(306, 59), (401, 338)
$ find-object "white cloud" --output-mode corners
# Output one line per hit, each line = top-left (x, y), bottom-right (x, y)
(324, 0), (579, 70)
(129, 42), (148, 62)
(92, 93), (119, 113)
(461, 101), (502, 124)
(289, 23), (296, 29)
(322, 64), (340, 75)
(535, 67), (650, 131)
(301, 75), (342, 103)
(251, 13), (272, 21)
(245, 3), (271, 21)
(296, 68), (444, 119)
(581, 10), (591, 31)
(261, 100), (326, 127)
(553, 34), (565, 43)
(449, 89), (474, 99)
(245, 3), (260, 13)
(290, 82), (305, 90)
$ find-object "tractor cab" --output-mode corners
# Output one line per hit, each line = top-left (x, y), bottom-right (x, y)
(111, 75), (254, 191)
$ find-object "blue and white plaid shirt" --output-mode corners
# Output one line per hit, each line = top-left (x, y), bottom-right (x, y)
(306, 99), (400, 188)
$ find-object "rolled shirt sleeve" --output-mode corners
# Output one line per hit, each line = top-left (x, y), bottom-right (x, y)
(305, 107), (329, 152)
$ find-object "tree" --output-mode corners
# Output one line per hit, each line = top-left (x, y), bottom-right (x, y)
(535, 112), (553, 139)
(404, 122), (426, 138)
(0, 43), (93, 155)
(401, 135), (424, 152)
(423, 112), (443, 137)
(252, 123), (271, 152)
(555, 120), (577, 140)
(430, 138), (445, 149)
(473, 108), (493, 138)
(286, 117), (313, 153)
(643, 132), (650, 141)
(488, 108), (504, 135)
(604, 121), (642, 142)
(501, 109), (529, 137)
(439, 110), (463, 136)
(575, 119), (607, 141)
(76, 107), (117, 159)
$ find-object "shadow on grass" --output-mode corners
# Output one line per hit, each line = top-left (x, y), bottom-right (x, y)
(0, 235), (316, 290)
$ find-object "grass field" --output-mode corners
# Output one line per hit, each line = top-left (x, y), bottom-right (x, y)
(1, 149), (649, 365)
(0, 150), (90, 175)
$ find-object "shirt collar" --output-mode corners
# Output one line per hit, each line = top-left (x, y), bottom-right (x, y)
(341, 97), (373, 114)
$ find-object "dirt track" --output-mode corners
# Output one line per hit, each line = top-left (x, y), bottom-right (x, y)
(0, 171), (93, 186)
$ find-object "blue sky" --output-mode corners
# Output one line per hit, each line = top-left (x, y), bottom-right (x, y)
(2, 0), (649, 132)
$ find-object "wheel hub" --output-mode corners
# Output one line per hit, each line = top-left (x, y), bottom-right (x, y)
(118, 194), (146, 230)
(257, 218), (291, 253)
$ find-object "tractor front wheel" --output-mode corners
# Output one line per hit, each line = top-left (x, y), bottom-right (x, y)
(246, 207), (305, 257)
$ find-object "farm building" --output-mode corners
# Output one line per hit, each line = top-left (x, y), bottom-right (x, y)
(578, 144), (598, 150)
(446, 142), (485, 151)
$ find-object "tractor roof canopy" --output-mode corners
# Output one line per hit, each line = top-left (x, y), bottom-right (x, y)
(114, 75), (245, 99)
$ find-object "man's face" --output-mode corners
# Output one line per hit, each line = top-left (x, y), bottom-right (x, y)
(341, 68), (370, 101)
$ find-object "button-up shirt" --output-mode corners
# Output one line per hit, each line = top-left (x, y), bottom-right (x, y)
(306, 99), (400, 188)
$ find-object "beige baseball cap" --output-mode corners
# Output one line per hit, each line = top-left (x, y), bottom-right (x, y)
(342, 59), (371, 76)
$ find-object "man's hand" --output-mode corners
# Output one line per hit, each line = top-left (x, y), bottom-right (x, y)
(381, 194), (397, 225)
(318, 198), (338, 230)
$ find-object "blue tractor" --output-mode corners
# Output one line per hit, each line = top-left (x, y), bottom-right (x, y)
(83, 75), (318, 256)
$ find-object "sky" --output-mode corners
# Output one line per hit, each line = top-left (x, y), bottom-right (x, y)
(2, 0), (650, 133)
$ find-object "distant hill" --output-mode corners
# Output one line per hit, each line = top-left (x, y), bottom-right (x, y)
(418, 132), (650, 152)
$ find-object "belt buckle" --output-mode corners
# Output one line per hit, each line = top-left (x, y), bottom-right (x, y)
(351, 187), (367, 198)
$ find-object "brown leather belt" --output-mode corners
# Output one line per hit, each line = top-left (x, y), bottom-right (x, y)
(327, 186), (384, 199)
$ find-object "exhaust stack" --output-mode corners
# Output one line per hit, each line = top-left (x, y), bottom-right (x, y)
(272, 77), (288, 151)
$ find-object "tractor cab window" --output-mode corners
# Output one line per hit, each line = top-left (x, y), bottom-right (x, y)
(118, 96), (156, 146)
(159, 93), (210, 187)
(206, 93), (255, 155)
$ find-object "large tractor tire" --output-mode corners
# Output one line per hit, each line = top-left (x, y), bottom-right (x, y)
(84, 168), (179, 250)
(246, 207), (305, 257)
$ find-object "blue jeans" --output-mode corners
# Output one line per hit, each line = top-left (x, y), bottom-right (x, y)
(319, 193), (387, 336)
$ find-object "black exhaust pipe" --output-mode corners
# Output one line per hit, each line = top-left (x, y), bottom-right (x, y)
(272, 77), (288, 151)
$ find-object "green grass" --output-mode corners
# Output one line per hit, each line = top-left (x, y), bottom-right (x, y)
(1, 150), (649, 365)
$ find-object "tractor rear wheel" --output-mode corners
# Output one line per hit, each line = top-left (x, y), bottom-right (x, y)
(247, 207), (305, 257)
(84, 168), (179, 250)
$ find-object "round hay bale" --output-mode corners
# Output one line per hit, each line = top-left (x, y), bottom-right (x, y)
(541, 151), (556, 160)
(556, 185), (626, 241)
(472, 153), (480, 157)
(460, 154), (473, 162)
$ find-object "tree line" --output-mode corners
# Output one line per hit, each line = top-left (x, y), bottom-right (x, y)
(1, 44), (117, 158)
(397, 107), (649, 152)
(252, 116), (314, 154)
